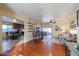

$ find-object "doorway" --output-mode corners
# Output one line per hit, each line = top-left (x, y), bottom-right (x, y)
(43, 27), (52, 36)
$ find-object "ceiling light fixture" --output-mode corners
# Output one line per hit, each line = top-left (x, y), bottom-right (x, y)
(49, 19), (56, 24)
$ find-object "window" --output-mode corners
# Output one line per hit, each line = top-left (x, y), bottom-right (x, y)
(2, 16), (13, 32)
(2, 25), (8, 32)
(70, 29), (77, 34)
(2, 25), (12, 32)
(7, 25), (12, 32)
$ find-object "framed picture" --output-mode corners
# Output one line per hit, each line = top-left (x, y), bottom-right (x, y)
(77, 10), (79, 26)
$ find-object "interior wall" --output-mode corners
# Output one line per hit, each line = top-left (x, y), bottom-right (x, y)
(24, 17), (33, 43)
(77, 27), (79, 43)
(52, 24), (58, 37)
(0, 5), (14, 17)
(0, 15), (2, 52)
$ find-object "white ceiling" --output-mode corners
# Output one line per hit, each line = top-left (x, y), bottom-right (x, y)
(5, 3), (79, 24)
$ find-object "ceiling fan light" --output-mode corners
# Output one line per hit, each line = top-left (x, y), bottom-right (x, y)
(50, 20), (52, 23)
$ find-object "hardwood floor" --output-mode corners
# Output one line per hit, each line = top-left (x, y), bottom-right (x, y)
(8, 38), (67, 56)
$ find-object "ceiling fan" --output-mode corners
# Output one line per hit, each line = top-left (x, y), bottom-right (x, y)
(49, 19), (56, 24)
(49, 17), (58, 24)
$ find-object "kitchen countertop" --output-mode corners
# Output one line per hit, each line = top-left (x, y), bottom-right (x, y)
(66, 42), (79, 56)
